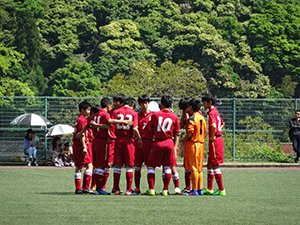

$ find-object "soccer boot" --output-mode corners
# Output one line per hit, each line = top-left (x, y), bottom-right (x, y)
(212, 189), (226, 196)
(143, 189), (155, 196)
(125, 190), (134, 196)
(114, 189), (123, 195)
(75, 189), (83, 194)
(198, 189), (204, 196)
(203, 189), (214, 195)
(99, 188), (111, 195)
(182, 190), (198, 196)
(181, 187), (191, 194)
(174, 187), (182, 195)
(83, 188), (94, 194)
(161, 190), (168, 196)
(132, 188), (141, 195)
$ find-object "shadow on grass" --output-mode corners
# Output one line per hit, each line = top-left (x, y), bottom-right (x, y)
(38, 192), (76, 195)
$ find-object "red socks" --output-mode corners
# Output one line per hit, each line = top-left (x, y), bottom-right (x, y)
(134, 167), (142, 190)
(185, 170), (191, 189)
(214, 168), (224, 191)
(147, 167), (155, 189)
(126, 168), (133, 192)
(163, 167), (172, 191)
(207, 169), (214, 190)
(74, 172), (81, 190)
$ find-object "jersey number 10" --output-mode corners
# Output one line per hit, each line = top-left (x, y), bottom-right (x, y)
(157, 117), (173, 132)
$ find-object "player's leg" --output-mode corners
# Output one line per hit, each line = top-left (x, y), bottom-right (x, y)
(203, 140), (215, 195)
(94, 166), (104, 192)
(83, 163), (94, 193)
(172, 167), (181, 194)
(184, 142), (198, 196)
(124, 138), (135, 195)
(73, 141), (84, 194)
(197, 143), (205, 195)
(113, 138), (123, 194)
(74, 167), (83, 194)
(144, 166), (155, 196)
(134, 141), (142, 194)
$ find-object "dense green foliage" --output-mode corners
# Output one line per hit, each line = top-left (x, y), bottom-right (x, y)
(1, 0), (300, 97)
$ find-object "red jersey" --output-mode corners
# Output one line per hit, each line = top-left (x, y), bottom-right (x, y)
(92, 108), (110, 139)
(149, 109), (180, 140)
(72, 115), (88, 142)
(86, 117), (94, 142)
(138, 111), (154, 139)
(207, 107), (224, 137)
(109, 108), (117, 139)
(111, 106), (138, 137)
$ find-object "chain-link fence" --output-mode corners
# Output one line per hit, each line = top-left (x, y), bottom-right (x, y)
(0, 96), (298, 162)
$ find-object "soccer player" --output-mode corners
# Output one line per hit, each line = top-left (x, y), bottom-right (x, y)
(132, 94), (154, 195)
(73, 100), (93, 194)
(202, 93), (226, 196)
(180, 98), (206, 196)
(145, 95), (180, 196)
(111, 97), (143, 195)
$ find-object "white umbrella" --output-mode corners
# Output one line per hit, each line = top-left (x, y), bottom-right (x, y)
(10, 113), (52, 127)
(46, 124), (74, 136)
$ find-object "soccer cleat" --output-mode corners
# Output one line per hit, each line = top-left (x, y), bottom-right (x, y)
(75, 189), (83, 194)
(92, 186), (96, 191)
(99, 188), (111, 195)
(198, 189), (203, 196)
(83, 188), (94, 194)
(132, 188), (141, 195)
(181, 187), (191, 194)
(114, 189), (123, 195)
(93, 190), (100, 195)
(203, 189), (214, 195)
(182, 190), (198, 196)
(174, 187), (182, 195)
(161, 190), (168, 196)
(125, 190), (133, 196)
(212, 189), (226, 196)
(143, 189), (155, 196)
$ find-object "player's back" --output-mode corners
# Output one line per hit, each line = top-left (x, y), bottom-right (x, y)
(208, 107), (223, 136)
(187, 112), (206, 143)
(92, 108), (110, 138)
(151, 109), (180, 140)
(112, 106), (138, 137)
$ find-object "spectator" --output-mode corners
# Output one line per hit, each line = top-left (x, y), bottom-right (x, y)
(24, 129), (38, 166)
(49, 136), (65, 166)
(62, 142), (74, 167)
(289, 110), (300, 163)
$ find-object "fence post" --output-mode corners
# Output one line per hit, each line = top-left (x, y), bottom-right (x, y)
(232, 98), (236, 161)
(44, 96), (48, 159)
(295, 98), (298, 111)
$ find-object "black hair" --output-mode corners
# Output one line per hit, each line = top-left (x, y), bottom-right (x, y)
(113, 93), (126, 105)
(161, 95), (172, 108)
(178, 97), (190, 110)
(78, 100), (91, 112)
(91, 105), (100, 114)
(25, 129), (34, 140)
(51, 136), (61, 149)
(189, 98), (201, 112)
(101, 97), (112, 108)
(138, 94), (150, 104)
(64, 142), (70, 147)
(202, 93), (216, 105)
(125, 97), (136, 109)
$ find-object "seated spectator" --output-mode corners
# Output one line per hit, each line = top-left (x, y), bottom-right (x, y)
(24, 129), (38, 166)
(62, 142), (74, 167)
(49, 136), (66, 166)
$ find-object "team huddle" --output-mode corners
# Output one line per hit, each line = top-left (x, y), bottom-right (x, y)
(72, 93), (226, 196)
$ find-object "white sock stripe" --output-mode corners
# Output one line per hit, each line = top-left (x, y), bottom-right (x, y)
(85, 170), (93, 176)
(164, 167), (172, 174)
(114, 168), (121, 174)
(126, 168), (133, 173)
(74, 172), (81, 179)
(148, 167), (155, 174)
(214, 168), (221, 174)
(172, 173), (179, 180)
(135, 167), (142, 171)
(207, 169), (214, 175)
(104, 168), (111, 173)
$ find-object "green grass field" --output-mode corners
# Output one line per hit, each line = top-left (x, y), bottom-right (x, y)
(0, 167), (299, 225)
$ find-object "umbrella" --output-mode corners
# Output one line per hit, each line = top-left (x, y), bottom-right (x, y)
(46, 124), (74, 136)
(10, 113), (52, 127)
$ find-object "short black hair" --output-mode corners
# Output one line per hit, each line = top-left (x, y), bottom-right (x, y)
(138, 94), (150, 104)
(189, 98), (201, 112)
(179, 97), (190, 110)
(202, 93), (216, 105)
(91, 105), (100, 114)
(64, 142), (70, 147)
(125, 97), (136, 109)
(101, 97), (112, 108)
(161, 95), (172, 108)
(113, 93), (126, 105)
(79, 100), (91, 112)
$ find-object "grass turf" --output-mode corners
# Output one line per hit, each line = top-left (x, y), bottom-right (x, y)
(0, 168), (299, 225)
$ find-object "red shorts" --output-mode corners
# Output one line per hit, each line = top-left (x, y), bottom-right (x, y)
(147, 139), (176, 167)
(73, 140), (92, 168)
(93, 137), (113, 168)
(114, 136), (135, 166)
(208, 136), (224, 165)
(135, 139), (153, 166)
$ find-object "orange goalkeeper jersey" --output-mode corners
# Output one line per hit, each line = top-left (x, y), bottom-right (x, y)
(187, 111), (206, 143)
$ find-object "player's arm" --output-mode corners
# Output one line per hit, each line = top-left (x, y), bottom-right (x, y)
(89, 120), (111, 129)
(180, 109), (188, 129)
(174, 133), (180, 157)
(108, 119), (134, 126)
(76, 124), (88, 140)
(79, 133), (87, 156)
(210, 124), (216, 142)
(133, 126), (143, 147)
